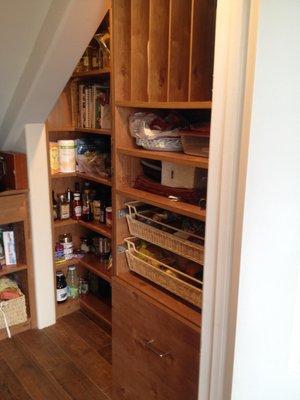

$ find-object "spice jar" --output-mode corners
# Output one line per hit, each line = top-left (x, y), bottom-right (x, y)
(59, 233), (73, 260)
(105, 206), (112, 227)
(80, 237), (90, 253)
(93, 199), (101, 222)
(56, 271), (68, 303)
(82, 46), (92, 72)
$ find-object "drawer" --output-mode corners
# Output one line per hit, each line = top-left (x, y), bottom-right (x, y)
(112, 278), (200, 400)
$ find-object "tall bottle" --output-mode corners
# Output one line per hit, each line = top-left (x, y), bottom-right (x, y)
(72, 192), (82, 220)
(52, 190), (58, 221)
(66, 265), (79, 299)
(66, 187), (73, 203)
(82, 189), (93, 221)
(59, 194), (70, 220)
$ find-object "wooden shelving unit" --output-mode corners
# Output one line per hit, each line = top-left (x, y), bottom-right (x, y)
(72, 67), (110, 79)
(0, 190), (36, 339)
(45, 0), (216, 397)
(45, 9), (113, 328)
(111, 0), (216, 397)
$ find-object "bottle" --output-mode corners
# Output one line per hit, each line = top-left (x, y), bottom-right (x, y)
(56, 271), (68, 303)
(66, 187), (73, 203)
(91, 46), (99, 70)
(74, 181), (81, 193)
(72, 192), (82, 220)
(82, 189), (93, 221)
(66, 265), (79, 299)
(52, 190), (58, 221)
(59, 194), (70, 220)
(59, 233), (73, 260)
(99, 201), (105, 224)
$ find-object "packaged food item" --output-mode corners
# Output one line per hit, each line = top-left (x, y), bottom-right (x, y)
(3, 230), (16, 265)
(76, 138), (110, 177)
(58, 140), (76, 173)
(56, 271), (68, 303)
(54, 242), (65, 264)
(49, 142), (59, 174)
(0, 229), (6, 268)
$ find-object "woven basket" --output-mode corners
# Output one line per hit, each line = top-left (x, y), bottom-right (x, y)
(126, 201), (204, 264)
(0, 292), (27, 329)
(125, 238), (202, 308)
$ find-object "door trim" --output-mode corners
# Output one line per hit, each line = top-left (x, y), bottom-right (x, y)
(199, 1), (260, 399)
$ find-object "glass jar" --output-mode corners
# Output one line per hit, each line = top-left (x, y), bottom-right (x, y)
(72, 192), (82, 220)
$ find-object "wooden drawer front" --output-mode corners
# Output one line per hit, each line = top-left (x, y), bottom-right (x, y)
(0, 194), (26, 225)
(112, 279), (200, 400)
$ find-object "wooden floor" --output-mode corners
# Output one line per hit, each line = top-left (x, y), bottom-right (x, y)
(0, 311), (112, 400)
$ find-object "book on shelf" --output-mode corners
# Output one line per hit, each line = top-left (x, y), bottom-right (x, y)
(77, 83), (111, 130)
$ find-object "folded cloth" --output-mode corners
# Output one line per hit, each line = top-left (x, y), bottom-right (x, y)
(133, 176), (206, 206)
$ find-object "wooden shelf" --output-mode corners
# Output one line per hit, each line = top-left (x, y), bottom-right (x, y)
(117, 146), (209, 169)
(51, 172), (112, 186)
(54, 258), (80, 270)
(79, 253), (111, 283)
(47, 127), (75, 133)
(117, 185), (206, 221)
(54, 254), (111, 283)
(0, 189), (29, 197)
(78, 220), (111, 238)
(72, 67), (110, 78)
(76, 172), (112, 186)
(80, 293), (111, 327)
(51, 172), (77, 179)
(0, 263), (28, 277)
(74, 127), (111, 136)
(53, 219), (76, 228)
(56, 298), (80, 318)
(115, 100), (212, 109)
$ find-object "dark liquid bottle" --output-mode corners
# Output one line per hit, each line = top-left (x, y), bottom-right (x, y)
(56, 271), (68, 303)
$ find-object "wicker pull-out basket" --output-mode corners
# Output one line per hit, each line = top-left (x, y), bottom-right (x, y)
(126, 201), (204, 264)
(125, 237), (203, 308)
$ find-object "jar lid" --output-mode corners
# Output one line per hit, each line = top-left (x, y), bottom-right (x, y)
(106, 206), (112, 212)
(68, 265), (76, 271)
(56, 271), (64, 276)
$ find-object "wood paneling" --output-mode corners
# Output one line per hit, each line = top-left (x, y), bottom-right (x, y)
(148, 0), (170, 101)
(168, 0), (192, 101)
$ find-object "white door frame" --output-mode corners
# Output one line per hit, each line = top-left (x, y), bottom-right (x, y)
(199, 1), (260, 399)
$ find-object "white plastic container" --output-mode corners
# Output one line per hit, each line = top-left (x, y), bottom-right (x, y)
(58, 140), (76, 172)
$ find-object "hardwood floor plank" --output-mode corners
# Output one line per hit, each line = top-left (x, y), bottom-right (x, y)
(0, 338), (71, 400)
(62, 311), (111, 350)
(97, 343), (112, 365)
(45, 317), (112, 390)
(51, 361), (108, 400)
(0, 360), (32, 400)
(16, 329), (69, 371)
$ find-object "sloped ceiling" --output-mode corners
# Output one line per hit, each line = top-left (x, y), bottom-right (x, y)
(0, 0), (52, 127)
(0, 0), (109, 151)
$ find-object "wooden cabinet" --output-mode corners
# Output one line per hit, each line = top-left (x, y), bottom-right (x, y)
(0, 190), (36, 339)
(112, 278), (200, 400)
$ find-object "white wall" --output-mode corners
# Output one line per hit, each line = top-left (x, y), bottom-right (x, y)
(25, 124), (56, 328)
(232, 1), (300, 399)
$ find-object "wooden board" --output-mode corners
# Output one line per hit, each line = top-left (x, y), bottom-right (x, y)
(148, 0), (170, 101)
(115, 100), (212, 109)
(130, 0), (149, 101)
(168, 0), (192, 101)
(189, 0), (216, 101)
(113, 0), (131, 101)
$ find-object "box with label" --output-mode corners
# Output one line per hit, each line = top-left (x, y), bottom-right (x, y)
(3, 231), (17, 265)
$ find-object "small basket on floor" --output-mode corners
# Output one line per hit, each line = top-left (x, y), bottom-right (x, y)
(0, 290), (27, 338)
